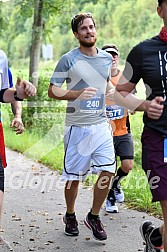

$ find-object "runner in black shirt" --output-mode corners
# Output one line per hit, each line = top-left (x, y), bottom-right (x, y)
(114, 1), (167, 251)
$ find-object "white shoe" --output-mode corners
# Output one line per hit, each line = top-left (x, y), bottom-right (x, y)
(105, 199), (118, 213)
(114, 187), (124, 203)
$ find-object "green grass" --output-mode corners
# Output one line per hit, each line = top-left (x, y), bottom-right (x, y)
(122, 168), (162, 219)
(3, 119), (64, 173)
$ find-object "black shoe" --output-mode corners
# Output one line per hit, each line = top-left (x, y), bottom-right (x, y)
(84, 213), (107, 241)
(63, 214), (79, 236)
(140, 221), (163, 252)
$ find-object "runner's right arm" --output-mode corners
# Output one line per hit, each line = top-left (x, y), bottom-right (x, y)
(48, 84), (97, 101)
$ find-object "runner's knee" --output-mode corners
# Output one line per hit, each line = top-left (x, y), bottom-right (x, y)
(121, 160), (134, 173)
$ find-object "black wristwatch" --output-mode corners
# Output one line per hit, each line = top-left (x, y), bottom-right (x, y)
(14, 91), (23, 101)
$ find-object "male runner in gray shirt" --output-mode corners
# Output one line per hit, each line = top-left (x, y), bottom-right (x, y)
(48, 13), (115, 241)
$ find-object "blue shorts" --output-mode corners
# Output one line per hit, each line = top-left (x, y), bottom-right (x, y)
(62, 122), (116, 180)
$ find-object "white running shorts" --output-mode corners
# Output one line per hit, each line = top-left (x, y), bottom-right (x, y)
(61, 122), (116, 181)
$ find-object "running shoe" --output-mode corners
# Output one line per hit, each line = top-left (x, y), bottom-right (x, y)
(84, 213), (107, 241)
(140, 220), (163, 252)
(63, 214), (79, 236)
(105, 198), (118, 213)
(113, 187), (124, 203)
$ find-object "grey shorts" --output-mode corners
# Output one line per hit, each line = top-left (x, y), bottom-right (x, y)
(62, 122), (116, 180)
(114, 133), (134, 161)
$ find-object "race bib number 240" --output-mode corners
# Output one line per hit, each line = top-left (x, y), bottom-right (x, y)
(80, 94), (104, 113)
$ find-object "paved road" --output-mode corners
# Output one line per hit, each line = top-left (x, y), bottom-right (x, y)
(0, 148), (163, 252)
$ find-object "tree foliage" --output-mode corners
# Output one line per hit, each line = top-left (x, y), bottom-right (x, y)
(0, 0), (162, 67)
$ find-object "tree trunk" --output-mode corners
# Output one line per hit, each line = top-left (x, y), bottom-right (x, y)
(27, 0), (43, 126)
(29, 0), (43, 87)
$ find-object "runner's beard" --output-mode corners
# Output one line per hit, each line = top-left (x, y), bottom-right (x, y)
(79, 38), (97, 47)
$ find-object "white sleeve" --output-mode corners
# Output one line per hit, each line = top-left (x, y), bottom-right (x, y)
(0, 50), (9, 90)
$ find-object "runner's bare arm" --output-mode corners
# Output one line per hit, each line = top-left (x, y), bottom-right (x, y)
(10, 100), (24, 135)
(48, 84), (97, 100)
(114, 81), (164, 119)
(1, 78), (36, 103)
(105, 80), (115, 101)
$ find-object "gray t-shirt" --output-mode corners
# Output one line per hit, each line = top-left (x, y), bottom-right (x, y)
(50, 47), (112, 126)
